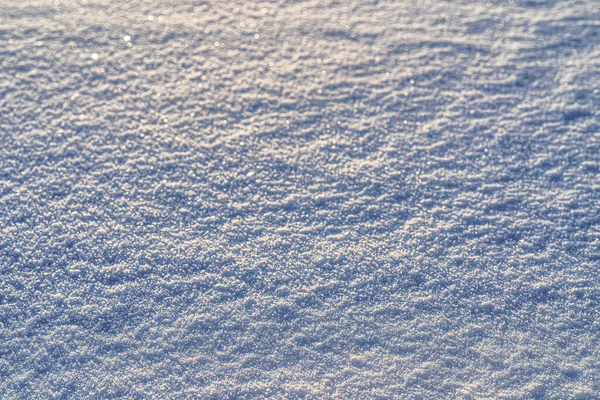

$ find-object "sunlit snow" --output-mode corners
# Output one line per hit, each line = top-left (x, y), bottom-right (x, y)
(1, 0), (598, 398)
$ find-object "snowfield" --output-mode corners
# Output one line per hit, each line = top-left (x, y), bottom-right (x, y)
(1, 0), (599, 398)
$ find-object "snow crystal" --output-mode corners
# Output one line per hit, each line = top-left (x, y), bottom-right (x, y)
(0, 0), (598, 398)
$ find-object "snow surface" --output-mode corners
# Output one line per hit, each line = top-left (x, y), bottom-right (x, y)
(1, 0), (599, 398)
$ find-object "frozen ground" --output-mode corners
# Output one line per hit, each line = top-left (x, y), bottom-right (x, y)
(0, 0), (599, 398)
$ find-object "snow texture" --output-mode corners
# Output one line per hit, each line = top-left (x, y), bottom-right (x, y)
(1, 0), (599, 398)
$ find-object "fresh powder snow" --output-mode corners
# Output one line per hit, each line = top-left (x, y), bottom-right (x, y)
(0, 0), (599, 398)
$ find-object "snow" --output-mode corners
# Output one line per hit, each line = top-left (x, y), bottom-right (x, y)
(0, 0), (599, 398)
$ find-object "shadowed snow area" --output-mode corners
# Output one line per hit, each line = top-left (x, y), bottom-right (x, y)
(1, 0), (599, 398)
